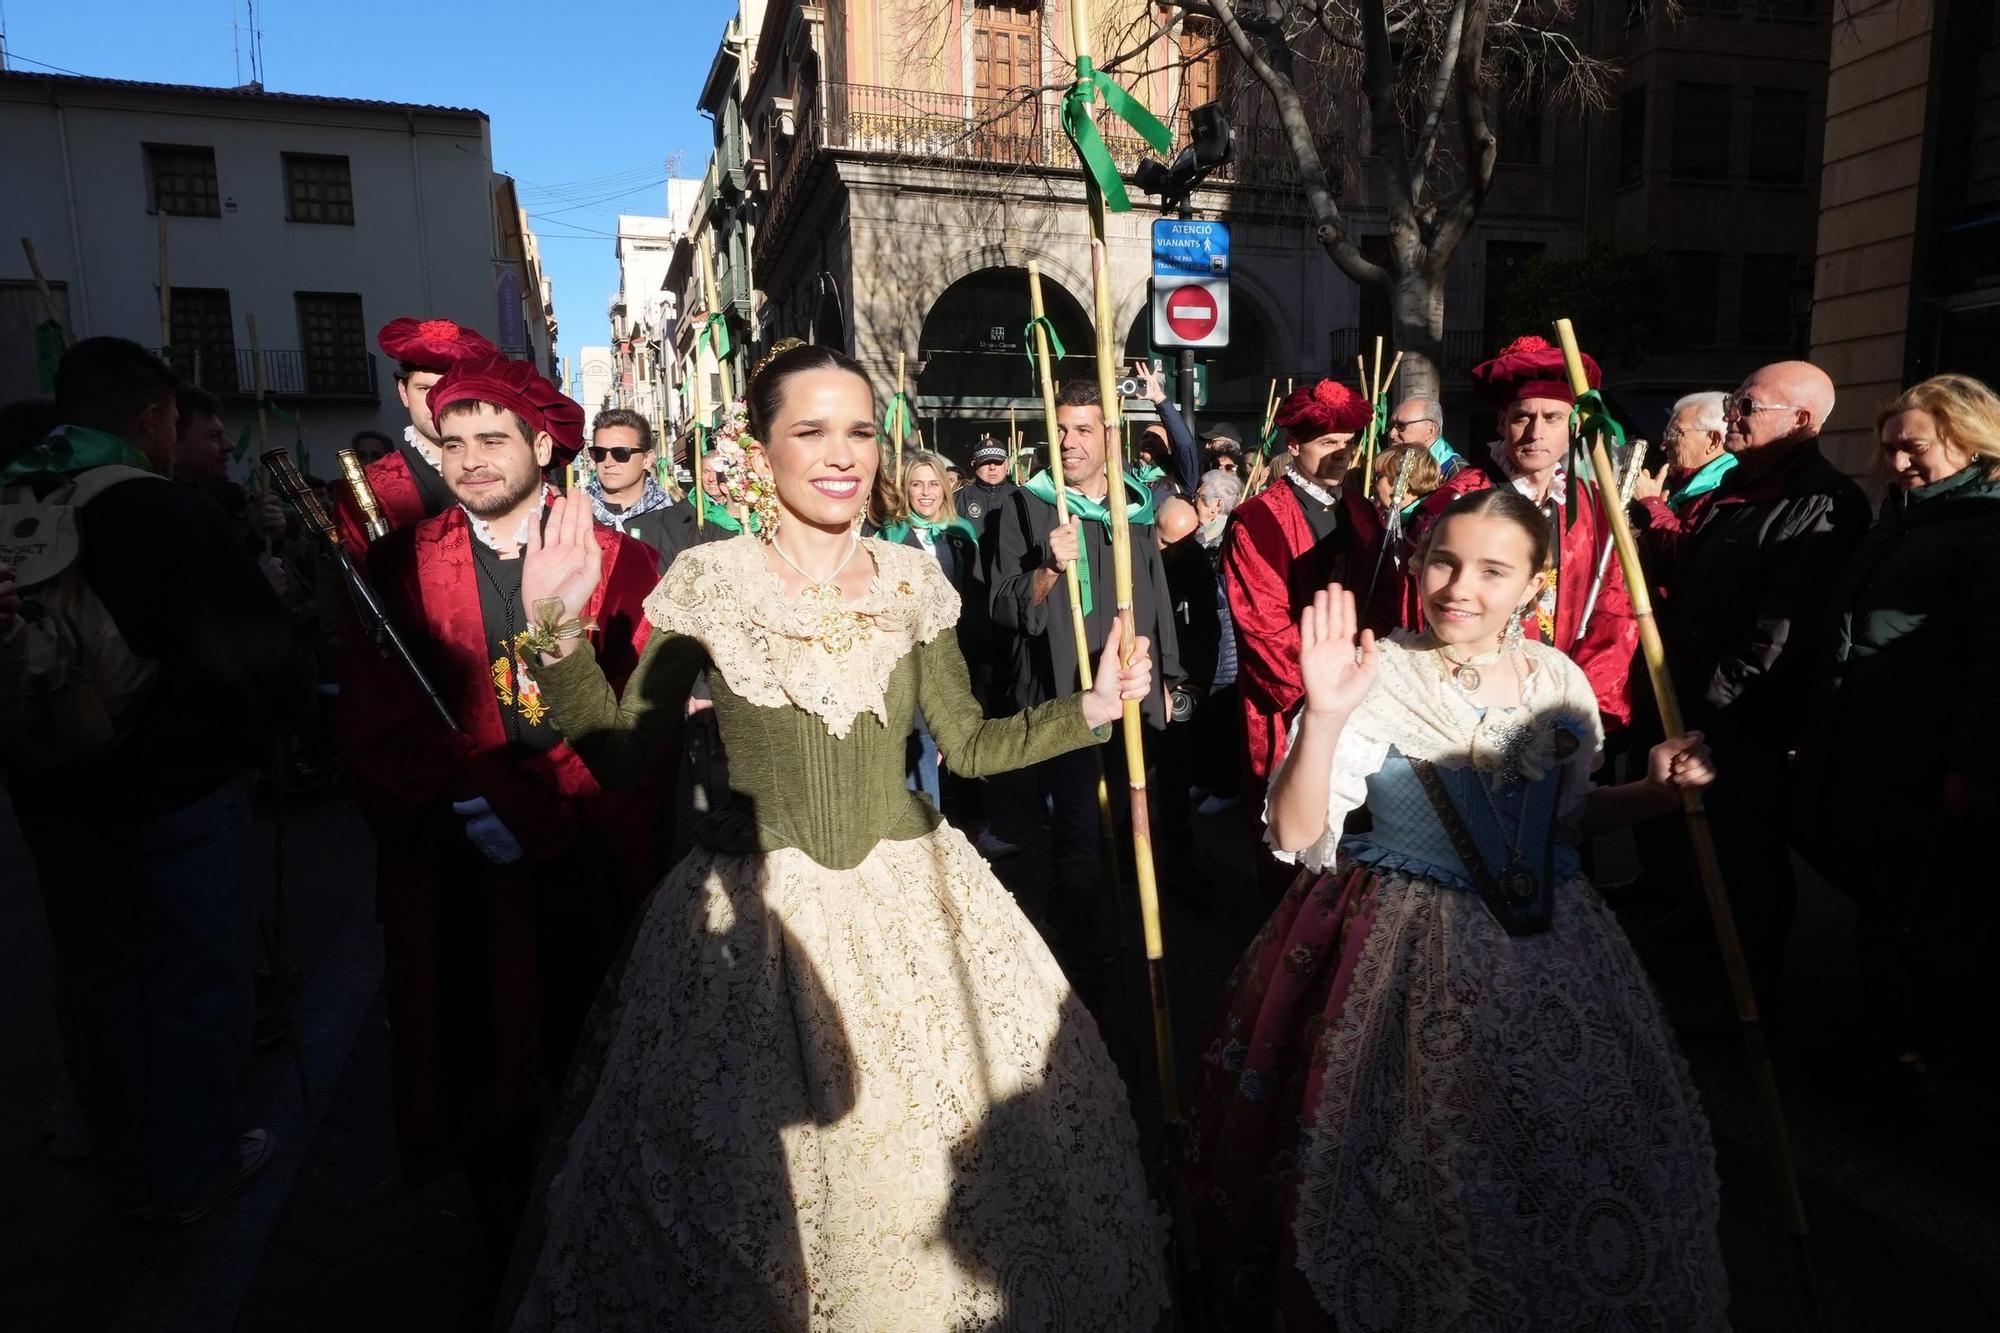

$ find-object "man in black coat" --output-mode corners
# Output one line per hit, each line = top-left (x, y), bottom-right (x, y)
(989, 380), (1182, 969)
(1661, 359), (1870, 1005)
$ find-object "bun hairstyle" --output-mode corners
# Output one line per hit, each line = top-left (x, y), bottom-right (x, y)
(745, 340), (874, 439)
(1427, 486), (1553, 572)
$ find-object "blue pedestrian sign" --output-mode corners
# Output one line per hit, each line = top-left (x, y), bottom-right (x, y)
(1152, 219), (1229, 277)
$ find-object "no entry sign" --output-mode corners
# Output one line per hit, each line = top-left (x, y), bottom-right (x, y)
(1151, 276), (1230, 349)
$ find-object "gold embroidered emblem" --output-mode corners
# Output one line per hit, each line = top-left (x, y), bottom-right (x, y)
(798, 581), (870, 655)
(514, 652), (549, 726)
(491, 655), (514, 707)
(897, 580), (913, 596)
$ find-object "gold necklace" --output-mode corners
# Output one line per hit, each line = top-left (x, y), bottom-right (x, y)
(1435, 639), (1506, 693)
(770, 534), (869, 653)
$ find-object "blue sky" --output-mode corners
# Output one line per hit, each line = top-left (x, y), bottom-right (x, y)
(2, 0), (735, 364)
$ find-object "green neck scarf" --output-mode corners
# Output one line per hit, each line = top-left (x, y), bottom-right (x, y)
(1131, 461), (1166, 486)
(886, 510), (977, 544)
(697, 490), (754, 534)
(1020, 469), (1157, 616)
(1668, 451), (1737, 512)
(0, 424), (159, 484)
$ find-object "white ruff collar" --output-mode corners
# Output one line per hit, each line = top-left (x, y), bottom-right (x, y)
(406, 423), (443, 472)
(465, 485), (551, 554)
(1287, 470), (1339, 508)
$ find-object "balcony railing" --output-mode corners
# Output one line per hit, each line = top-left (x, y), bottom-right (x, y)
(758, 81), (1301, 265)
(158, 347), (381, 401)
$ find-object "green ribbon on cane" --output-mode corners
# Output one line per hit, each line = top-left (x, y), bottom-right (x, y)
(1565, 388), (1626, 530)
(1060, 57), (1172, 213)
(882, 391), (916, 440)
(1259, 423), (1283, 459)
(1022, 315), (1067, 367)
(698, 312), (732, 360)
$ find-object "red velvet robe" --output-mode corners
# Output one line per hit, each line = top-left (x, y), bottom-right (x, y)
(1222, 478), (1326, 783)
(335, 447), (436, 559)
(342, 506), (664, 1180)
(1413, 461), (1640, 729)
(1338, 486), (1429, 637)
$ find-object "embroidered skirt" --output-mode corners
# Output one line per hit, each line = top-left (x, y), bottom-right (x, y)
(1191, 863), (1729, 1331)
(503, 825), (1167, 1331)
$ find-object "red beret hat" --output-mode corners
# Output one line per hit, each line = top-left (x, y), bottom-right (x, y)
(376, 317), (501, 372)
(1470, 334), (1599, 408)
(1274, 378), (1372, 438)
(427, 358), (586, 461)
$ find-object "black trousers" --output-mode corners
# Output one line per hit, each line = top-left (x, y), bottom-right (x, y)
(1035, 725), (1138, 956)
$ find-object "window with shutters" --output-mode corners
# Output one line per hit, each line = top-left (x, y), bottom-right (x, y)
(1747, 89), (1809, 183)
(169, 287), (240, 394)
(1178, 15), (1221, 121)
(1670, 83), (1730, 180)
(1738, 254), (1799, 346)
(296, 292), (370, 395)
(973, 1), (1040, 163)
(1666, 251), (1721, 344)
(1618, 87), (1647, 186)
(146, 144), (220, 217)
(284, 153), (355, 224)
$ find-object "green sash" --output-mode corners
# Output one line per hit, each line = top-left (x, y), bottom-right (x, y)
(0, 424), (158, 483)
(1020, 469), (1156, 615)
(697, 490), (755, 533)
(1668, 452), (1737, 512)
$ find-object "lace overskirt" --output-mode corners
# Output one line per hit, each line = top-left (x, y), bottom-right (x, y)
(1193, 864), (1729, 1331)
(505, 826), (1168, 1331)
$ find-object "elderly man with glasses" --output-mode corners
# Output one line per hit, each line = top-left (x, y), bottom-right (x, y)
(1659, 360), (1870, 1010)
(1383, 396), (1467, 478)
(1628, 391), (1739, 560)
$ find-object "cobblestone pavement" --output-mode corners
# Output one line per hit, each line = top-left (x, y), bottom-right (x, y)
(4, 768), (1998, 1331)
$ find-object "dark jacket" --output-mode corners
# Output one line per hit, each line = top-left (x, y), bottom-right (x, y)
(954, 476), (1018, 536)
(13, 470), (298, 814)
(1661, 439), (1870, 755)
(1161, 536), (1220, 692)
(635, 499), (734, 574)
(1801, 464), (2000, 869)
(988, 486), (1182, 729)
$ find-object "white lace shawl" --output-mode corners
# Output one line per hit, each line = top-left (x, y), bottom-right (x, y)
(641, 534), (961, 739)
(1265, 632), (1604, 872)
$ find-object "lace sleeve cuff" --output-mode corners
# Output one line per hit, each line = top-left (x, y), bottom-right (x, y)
(1262, 709), (1389, 873)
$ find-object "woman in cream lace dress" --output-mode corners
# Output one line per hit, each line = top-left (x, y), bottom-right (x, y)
(500, 344), (1167, 1330)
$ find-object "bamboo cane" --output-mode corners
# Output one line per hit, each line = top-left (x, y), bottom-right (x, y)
(1067, 6), (1202, 1303)
(894, 352), (908, 474)
(691, 338), (707, 531)
(1553, 318), (1822, 1330)
(1028, 261), (1125, 885)
(1362, 350), (1406, 495)
(22, 238), (71, 345)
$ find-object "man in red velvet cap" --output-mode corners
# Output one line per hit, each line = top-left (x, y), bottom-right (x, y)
(1221, 378), (1372, 787)
(340, 356), (666, 1264)
(334, 317), (501, 556)
(1413, 334), (1640, 728)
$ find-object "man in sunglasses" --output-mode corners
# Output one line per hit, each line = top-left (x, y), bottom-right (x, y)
(581, 408), (683, 572)
(1384, 396), (1467, 479)
(1659, 359), (1869, 1008)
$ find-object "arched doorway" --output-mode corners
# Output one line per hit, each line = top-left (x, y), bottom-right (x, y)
(916, 266), (1097, 458)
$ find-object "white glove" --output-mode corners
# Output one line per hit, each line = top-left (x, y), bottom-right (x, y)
(451, 797), (524, 865)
